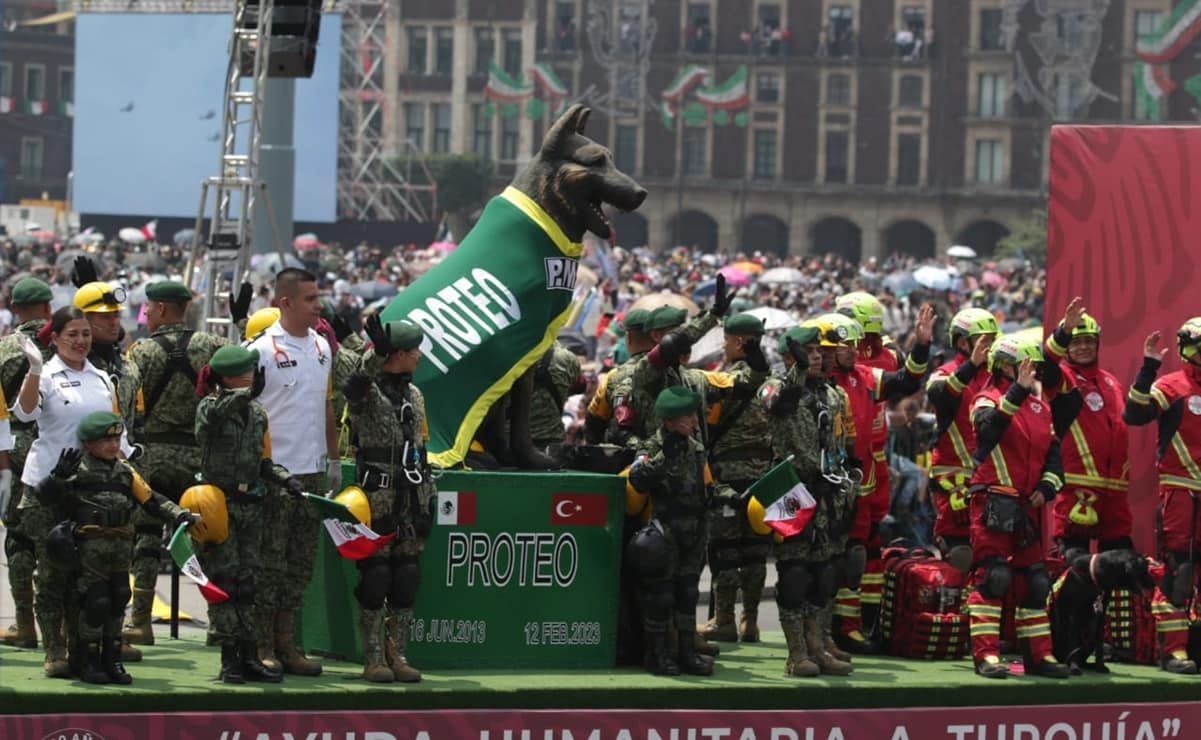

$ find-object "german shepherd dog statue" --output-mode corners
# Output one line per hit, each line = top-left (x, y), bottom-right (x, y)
(472, 104), (647, 469)
(1049, 549), (1155, 674)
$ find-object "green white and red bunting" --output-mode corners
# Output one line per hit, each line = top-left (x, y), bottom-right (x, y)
(485, 62), (534, 103)
(306, 493), (396, 560)
(58, 101), (74, 117)
(696, 66), (749, 110)
(1135, 60), (1175, 113)
(24, 100), (46, 116)
(168, 524), (229, 604)
(529, 62), (568, 98)
(662, 65), (710, 104)
(0, 97), (14, 114)
(1136, 0), (1201, 64)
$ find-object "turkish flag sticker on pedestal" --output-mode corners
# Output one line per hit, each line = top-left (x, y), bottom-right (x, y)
(551, 492), (608, 526)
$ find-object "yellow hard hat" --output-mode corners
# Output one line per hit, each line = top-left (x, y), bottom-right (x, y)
(245, 307), (281, 340)
(180, 484), (228, 544)
(73, 282), (125, 314)
(335, 485), (372, 527)
(746, 495), (773, 536)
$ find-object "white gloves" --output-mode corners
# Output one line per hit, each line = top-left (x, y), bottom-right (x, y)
(0, 470), (13, 521)
(15, 333), (43, 376)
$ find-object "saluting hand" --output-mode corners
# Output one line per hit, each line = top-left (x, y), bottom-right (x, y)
(1062, 296), (1086, 332)
(1144, 331), (1169, 362)
(1016, 357), (1037, 390)
(970, 334), (992, 367)
(914, 304), (936, 345)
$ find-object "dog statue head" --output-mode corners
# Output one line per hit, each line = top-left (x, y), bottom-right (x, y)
(512, 104), (648, 243)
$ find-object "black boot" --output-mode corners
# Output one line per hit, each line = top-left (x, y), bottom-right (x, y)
(240, 640), (283, 683)
(645, 631), (680, 676)
(677, 630), (714, 676)
(218, 642), (245, 684)
(78, 641), (110, 685)
(102, 639), (133, 685)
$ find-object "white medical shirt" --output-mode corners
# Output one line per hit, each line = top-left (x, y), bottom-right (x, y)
(247, 320), (332, 474)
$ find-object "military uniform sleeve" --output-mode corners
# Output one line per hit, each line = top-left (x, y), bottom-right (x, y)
(130, 466), (187, 522)
(1124, 357), (1164, 425)
(0, 384), (12, 452)
(681, 311), (719, 344)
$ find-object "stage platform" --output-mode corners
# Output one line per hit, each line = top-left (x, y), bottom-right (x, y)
(3, 632), (1198, 716)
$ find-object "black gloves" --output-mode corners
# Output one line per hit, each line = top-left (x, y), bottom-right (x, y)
(711, 273), (732, 318)
(72, 256), (99, 288)
(229, 282), (253, 324)
(344, 372), (372, 403)
(1033, 481), (1058, 502)
(785, 337), (810, 371)
(284, 477), (306, 500)
(364, 313), (393, 356)
(175, 510), (201, 528)
(250, 365), (266, 399)
(744, 338), (768, 372)
(329, 312), (355, 342)
(658, 330), (693, 367)
(51, 448), (83, 480)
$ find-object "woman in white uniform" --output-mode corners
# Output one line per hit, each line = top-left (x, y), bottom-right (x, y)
(11, 306), (130, 678)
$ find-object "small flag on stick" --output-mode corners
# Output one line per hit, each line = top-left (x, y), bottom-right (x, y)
(745, 458), (818, 538)
(306, 493), (396, 560)
(168, 524), (229, 604)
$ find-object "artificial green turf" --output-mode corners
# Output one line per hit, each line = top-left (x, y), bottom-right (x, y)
(2, 632), (1199, 715)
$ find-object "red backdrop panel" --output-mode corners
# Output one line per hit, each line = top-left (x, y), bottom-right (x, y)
(1045, 125), (1201, 553)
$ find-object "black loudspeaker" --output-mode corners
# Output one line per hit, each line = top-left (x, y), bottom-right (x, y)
(238, 0), (323, 79)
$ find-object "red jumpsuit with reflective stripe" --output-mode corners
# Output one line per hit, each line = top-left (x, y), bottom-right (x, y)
(927, 355), (992, 539)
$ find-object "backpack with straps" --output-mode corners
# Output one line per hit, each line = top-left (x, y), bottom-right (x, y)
(143, 331), (198, 415)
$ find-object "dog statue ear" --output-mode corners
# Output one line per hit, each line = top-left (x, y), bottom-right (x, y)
(541, 104), (590, 155)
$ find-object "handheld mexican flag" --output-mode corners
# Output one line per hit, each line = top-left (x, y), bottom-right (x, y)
(168, 524), (229, 604)
(745, 457), (817, 538)
(306, 493), (396, 560)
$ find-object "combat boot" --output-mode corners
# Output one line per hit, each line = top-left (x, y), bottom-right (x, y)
(102, 638), (133, 685)
(975, 655), (1009, 679)
(78, 641), (110, 685)
(739, 571), (764, 643)
(805, 612), (852, 676)
(122, 587), (156, 645)
(1019, 638), (1071, 679)
(40, 618), (70, 679)
(3, 589), (38, 648)
(385, 610), (422, 683)
(240, 640), (283, 683)
(645, 631), (680, 676)
(274, 610), (322, 676)
(697, 585), (739, 642)
(677, 629), (714, 676)
(359, 609), (394, 683)
(218, 642), (245, 684)
(1162, 650), (1199, 675)
(119, 638), (143, 662)
(255, 610), (280, 671)
(781, 617), (819, 677)
(693, 632), (720, 658)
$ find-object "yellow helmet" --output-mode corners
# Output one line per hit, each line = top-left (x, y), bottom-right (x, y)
(245, 307), (281, 340)
(835, 291), (885, 334)
(180, 484), (228, 544)
(335, 485), (372, 527)
(804, 313), (864, 347)
(746, 495), (774, 536)
(73, 282), (125, 314)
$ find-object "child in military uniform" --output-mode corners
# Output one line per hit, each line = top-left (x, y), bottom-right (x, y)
(37, 411), (197, 684)
(194, 345), (305, 684)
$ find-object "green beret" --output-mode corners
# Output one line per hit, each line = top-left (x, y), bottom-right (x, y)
(78, 411), (125, 442)
(654, 385), (701, 420)
(144, 281), (193, 303)
(209, 345), (260, 377)
(10, 277), (53, 306)
(648, 305), (687, 331)
(386, 321), (424, 351)
(622, 308), (651, 332)
(723, 312), (766, 337)
(777, 325), (821, 354)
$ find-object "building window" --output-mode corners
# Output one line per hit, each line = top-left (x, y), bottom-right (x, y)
(21, 137), (44, 180)
(405, 103), (426, 150)
(555, 1), (577, 51)
(980, 8), (1005, 50)
(1135, 10), (1164, 43)
(0, 63), (12, 98)
(1053, 72), (1086, 119)
(434, 27), (454, 75)
(825, 130), (849, 183)
(895, 6), (926, 58)
(896, 133), (921, 185)
(685, 2), (712, 53)
(59, 68), (74, 103)
(975, 139), (1004, 184)
(977, 73), (1006, 117)
(753, 128), (777, 180)
(614, 124), (637, 173)
(898, 75), (923, 107)
(826, 73), (851, 105)
(473, 103), (493, 158)
(501, 112), (520, 160)
(756, 3), (784, 56)
(432, 103), (451, 153)
(756, 71), (780, 103)
(828, 5), (855, 58)
(408, 27), (429, 74)
(24, 64), (45, 102)
(475, 28), (495, 75)
(682, 125), (707, 176)
(503, 29), (524, 79)
(1056, 12), (1089, 55)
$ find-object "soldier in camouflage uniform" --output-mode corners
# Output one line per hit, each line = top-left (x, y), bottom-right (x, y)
(195, 344), (299, 684)
(530, 340), (583, 460)
(759, 325), (858, 677)
(323, 300), (364, 460)
(584, 308), (653, 446)
(697, 313), (774, 645)
(0, 277), (54, 648)
(627, 386), (721, 676)
(342, 317), (435, 683)
(122, 281), (228, 644)
(72, 282), (141, 431)
(34, 411), (196, 684)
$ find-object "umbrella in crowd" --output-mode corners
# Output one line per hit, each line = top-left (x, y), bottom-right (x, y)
(718, 265), (752, 286)
(692, 279), (718, 300)
(54, 249), (107, 273)
(30, 229), (57, 244)
(71, 228), (105, 246)
(429, 241), (457, 252)
(946, 245), (978, 259)
(913, 265), (954, 291)
(759, 266), (805, 285)
(981, 270), (1007, 288)
(173, 228), (196, 247)
(881, 271), (920, 296)
(627, 291), (700, 315)
(350, 280), (400, 301)
(118, 227), (148, 245)
(731, 260), (764, 274)
(125, 251), (166, 271)
(746, 306), (799, 331)
(293, 233), (321, 250)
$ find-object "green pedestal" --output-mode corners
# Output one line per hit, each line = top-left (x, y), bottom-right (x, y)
(301, 470), (624, 669)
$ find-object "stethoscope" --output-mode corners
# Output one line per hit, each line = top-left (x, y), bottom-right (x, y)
(270, 334), (327, 387)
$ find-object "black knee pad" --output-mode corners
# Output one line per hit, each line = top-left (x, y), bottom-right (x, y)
(946, 544), (973, 574)
(845, 544), (867, 588)
(673, 576), (700, 613)
(775, 559), (812, 611)
(1168, 559), (1196, 608)
(641, 580), (675, 621)
(108, 573), (132, 617)
(626, 525), (672, 582)
(707, 540), (740, 573)
(1022, 565), (1052, 608)
(388, 556), (421, 608)
(976, 557), (1012, 600)
(814, 560), (838, 603)
(354, 557), (391, 610)
(237, 577), (256, 607)
(83, 581), (111, 628)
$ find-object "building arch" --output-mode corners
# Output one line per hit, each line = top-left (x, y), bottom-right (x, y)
(883, 219), (936, 259)
(740, 213), (789, 256)
(668, 209), (719, 252)
(810, 216), (862, 263)
(612, 211), (649, 248)
(956, 220), (1010, 257)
